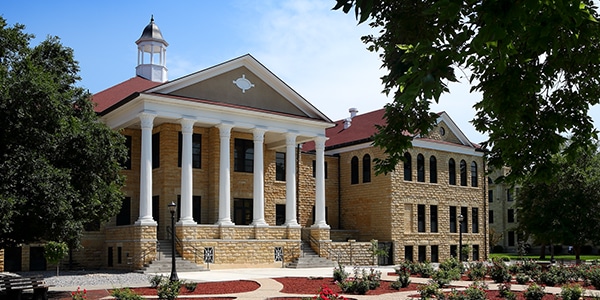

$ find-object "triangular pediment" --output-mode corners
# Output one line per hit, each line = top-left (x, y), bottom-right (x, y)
(421, 112), (476, 148)
(147, 54), (330, 121)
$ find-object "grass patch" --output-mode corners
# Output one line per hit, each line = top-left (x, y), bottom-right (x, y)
(489, 253), (600, 262)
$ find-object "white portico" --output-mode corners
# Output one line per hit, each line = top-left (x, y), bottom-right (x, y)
(98, 54), (333, 232)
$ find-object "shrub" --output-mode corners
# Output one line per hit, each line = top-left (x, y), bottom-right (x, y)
(446, 288), (468, 300)
(365, 268), (382, 290)
(489, 258), (511, 283)
(466, 262), (487, 281)
(418, 282), (443, 300)
(498, 283), (516, 300)
(538, 265), (571, 286)
(432, 268), (460, 287)
(157, 280), (181, 300)
(415, 261), (435, 278)
(183, 281), (197, 292)
(332, 263), (348, 282)
(520, 259), (542, 280)
(515, 273), (530, 284)
(440, 256), (463, 272)
(336, 266), (380, 295)
(464, 282), (488, 300)
(149, 274), (165, 288)
(391, 265), (411, 289)
(561, 283), (584, 300)
(71, 287), (87, 300)
(110, 288), (143, 300)
(396, 260), (418, 275)
(309, 285), (345, 300)
(492, 245), (504, 253)
(524, 283), (545, 300)
(586, 266), (600, 289)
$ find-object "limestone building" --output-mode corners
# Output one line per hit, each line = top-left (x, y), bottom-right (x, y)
(0, 18), (486, 271)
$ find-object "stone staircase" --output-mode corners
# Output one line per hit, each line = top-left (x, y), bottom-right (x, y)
(140, 240), (207, 274)
(286, 241), (335, 268)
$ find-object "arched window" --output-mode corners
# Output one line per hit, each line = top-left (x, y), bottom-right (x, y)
(351, 156), (359, 184)
(448, 158), (456, 185)
(362, 154), (371, 183)
(403, 152), (412, 181)
(460, 160), (467, 186)
(471, 161), (478, 187)
(417, 154), (425, 182)
(430, 156), (437, 183)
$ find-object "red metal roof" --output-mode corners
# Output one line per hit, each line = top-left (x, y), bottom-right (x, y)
(92, 76), (162, 113)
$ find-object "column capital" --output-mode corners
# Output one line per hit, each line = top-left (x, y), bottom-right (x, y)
(179, 118), (196, 133)
(253, 127), (266, 142)
(314, 136), (328, 150)
(139, 112), (156, 129)
(285, 132), (298, 145)
(217, 123), (234, 138)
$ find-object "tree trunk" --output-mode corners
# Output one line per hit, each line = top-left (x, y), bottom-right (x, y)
(539, 243), (546, 259)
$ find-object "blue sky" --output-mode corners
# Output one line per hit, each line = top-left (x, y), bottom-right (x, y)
(5, 1), (598, 144)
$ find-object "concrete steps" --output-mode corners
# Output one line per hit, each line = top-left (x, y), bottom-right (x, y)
(286, 241), (335, 269)
(140, 240), (207, 274)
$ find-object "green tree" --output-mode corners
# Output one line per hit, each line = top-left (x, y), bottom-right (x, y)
(0, 17), (126, 249)
(333, 0), (600, 180)
(516, 142), (600, 261)
(44, 241), (68, 276)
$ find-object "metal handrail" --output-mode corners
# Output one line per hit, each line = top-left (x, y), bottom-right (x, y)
(166, 226), (203, 264)
(308, 234), (321, 256)
(128, 246), (155, 268)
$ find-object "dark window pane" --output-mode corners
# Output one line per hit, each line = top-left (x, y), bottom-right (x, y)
(404, 152), (412, 181)
(351, 156), (359, 184)
(429, 156), (437, 183)
(362, 154), (371, 183)
(234, 139), (253, 173)
(471, 161), (478, 187)
(460, 160), (467, 186)
(449, 159), (456, 185)
(152, 133), (160, 169)
(276, 152), (286, 181)
(418, 205), (425, 232)
(417, 154), (425, 182)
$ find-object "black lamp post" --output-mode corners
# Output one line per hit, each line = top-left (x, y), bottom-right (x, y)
(168, 201), (178, 282)
(458, 214), (464, 262)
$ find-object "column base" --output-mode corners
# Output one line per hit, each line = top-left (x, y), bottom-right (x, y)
(135, 217), (157, 226)
(177, 218), (197, 226)
(311, 222), (331, 229)
(217, 219), (235, 226)
(284, 221), (301, 228)
(251, 220), (269, 227)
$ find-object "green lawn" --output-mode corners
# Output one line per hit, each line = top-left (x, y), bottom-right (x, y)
(489, 253), (600, 262)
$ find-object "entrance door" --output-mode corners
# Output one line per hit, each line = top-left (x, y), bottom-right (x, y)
(4, 247), (22, 272)
(29, 247), (47, 271)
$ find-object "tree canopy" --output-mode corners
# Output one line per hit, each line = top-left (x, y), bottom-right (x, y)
(0, 17), (126, 249)
(516, 142), (600, 260)
(333, 0), (600, 180)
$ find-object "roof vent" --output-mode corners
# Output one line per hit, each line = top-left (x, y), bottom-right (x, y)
(343, 118), (352, 129)
(349, 107), (358, 119)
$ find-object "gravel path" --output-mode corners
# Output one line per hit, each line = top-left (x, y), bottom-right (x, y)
(13, 270), (151, 288)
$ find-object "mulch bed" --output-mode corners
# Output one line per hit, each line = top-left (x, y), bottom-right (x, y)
(274, 276), (423, 295)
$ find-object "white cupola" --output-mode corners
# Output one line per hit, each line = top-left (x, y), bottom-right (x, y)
(135, 16), (168, 82)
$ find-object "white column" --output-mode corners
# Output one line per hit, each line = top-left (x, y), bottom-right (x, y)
(284, 133), (300, 227)
(312, 136), (330, 228)
(178, 118), (196, 225)
(136, 112), (157, 225)
(251, 128), (267, 226)
(217, 123), (234, 226)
